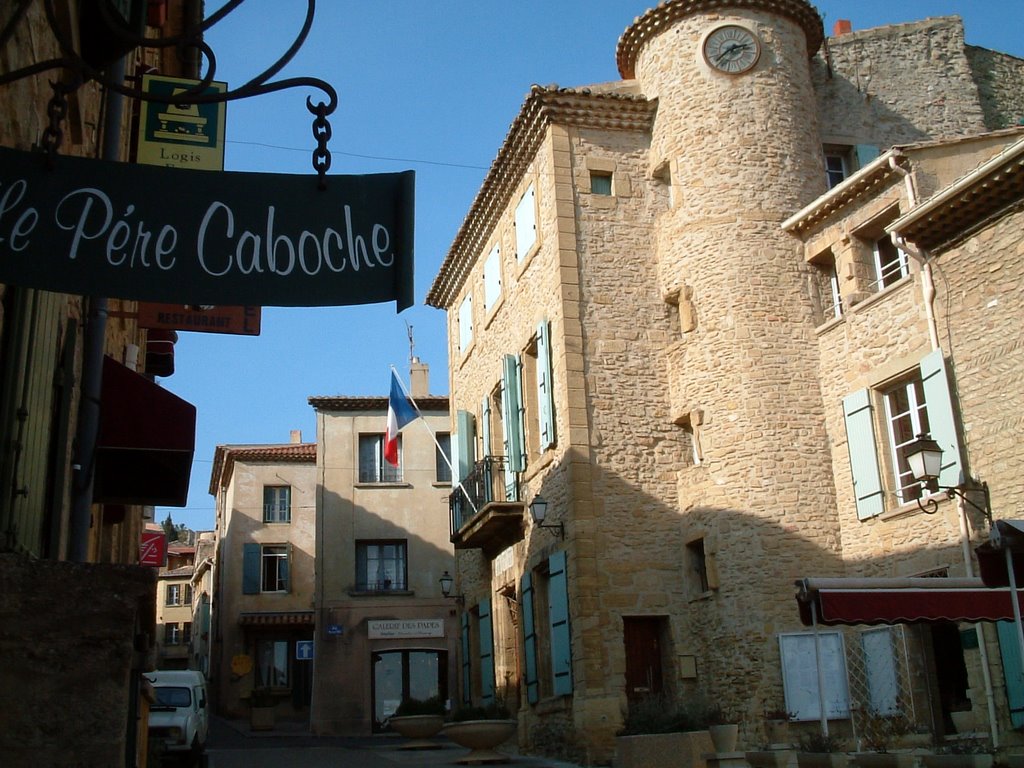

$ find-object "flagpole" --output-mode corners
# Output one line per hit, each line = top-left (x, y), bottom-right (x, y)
(390, 366), (479, 516)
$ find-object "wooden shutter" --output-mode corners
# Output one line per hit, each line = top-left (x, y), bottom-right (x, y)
(919, 349), (963, 489)
(521, 572), (540, 704)
(855, 144), (880, 169)
(479, 598), (495, 705)
(536, 319), (555, 451)
(481, 395), (494, 504)
(548, 551), (573, 696)
(455, 409), (476, 484)
(461, 611), (471, 705)
(484, 245), (501, 311)
(842, 389), (885, 519)
(502, 354), (525, 473)
(242, 543), (261, 594)
(997, 621), (1024, 728)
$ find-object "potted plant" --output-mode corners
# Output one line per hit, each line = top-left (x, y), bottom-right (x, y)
(388, 695), (446, 750)
(763, 706), (795, 747)
(797, 731), (847, 768)
(615, 694), (714, 768)
(442, 700), (517, 765)
(248, 687), (275, 731)
(704, 704), (740, 754)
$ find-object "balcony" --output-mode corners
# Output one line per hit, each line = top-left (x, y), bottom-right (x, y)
(449, 456), (525, 556)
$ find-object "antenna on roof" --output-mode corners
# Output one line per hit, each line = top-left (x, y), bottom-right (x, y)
(405, 321), (415, 367)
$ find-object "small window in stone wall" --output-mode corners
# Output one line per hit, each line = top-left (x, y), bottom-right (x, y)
(686, 537), (710, 595)
(590, 171), (613, 196)
(809, 248), (842, 323)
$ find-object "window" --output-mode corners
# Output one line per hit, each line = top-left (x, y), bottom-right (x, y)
(779, 631), (850, 720)
(882, 373), (930, 505)
(458, 294), (473, 353)
(687, 538), (710, 594)
(164, 623), (182, 645)
(256, 639), (289, 687)
(483, 245), (502, 312)
(520, 551), (573, 705)
(842, 350), (963, 519)
(263, 485), (291, 523)
(873, 235), (908, 290)
(356, 540), (407, 591)
(165, 583), (192, 606)
(435, 432), (452, 484)
(811, 249), (843, 322)
(590, 171), (612, 195)
(359, 434), (402, 483)
(514, 182), (537, 261)
(261, 545), (289, 592)
(825, 152), (847, 189)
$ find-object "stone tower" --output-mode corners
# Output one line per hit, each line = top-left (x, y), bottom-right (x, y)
(617, 1), (840, 712)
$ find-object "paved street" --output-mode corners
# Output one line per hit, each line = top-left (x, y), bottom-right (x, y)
(203, 716), (584, 768)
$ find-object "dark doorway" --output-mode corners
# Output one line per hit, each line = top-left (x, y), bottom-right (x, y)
(371, 649), (448, 732)
(623, 616), (666, 700)
(929, 621), (969, 730)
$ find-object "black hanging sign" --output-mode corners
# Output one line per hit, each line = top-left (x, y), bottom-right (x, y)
(0, 146), (415, 310)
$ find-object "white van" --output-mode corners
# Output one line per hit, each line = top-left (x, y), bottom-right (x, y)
(144, 670), (209, 761)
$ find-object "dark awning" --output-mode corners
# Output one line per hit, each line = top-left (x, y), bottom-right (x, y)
(94, 356), (196, 506)
(796, 577), (1024, 626)
(976, 522), (1024, 588)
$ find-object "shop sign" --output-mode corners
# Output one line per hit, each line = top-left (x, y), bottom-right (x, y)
(139, 530), (167, 566)
(137, 303), (261, 336)
(136, 75), (227, 171)
(0, 146), (414, 310)
(367, 618), (444, 640)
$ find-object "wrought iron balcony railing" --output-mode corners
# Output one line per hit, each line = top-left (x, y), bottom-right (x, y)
(449, 456), (521, 538)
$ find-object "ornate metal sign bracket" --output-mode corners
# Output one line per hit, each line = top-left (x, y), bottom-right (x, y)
(0, 0), (339, 187)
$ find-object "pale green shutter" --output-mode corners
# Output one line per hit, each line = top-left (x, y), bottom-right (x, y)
(481, 395), (494, 503)
(455, 409), (476, 484)
(919, 349), (963, 489)
(842, 389), (885, 519)
(461, 612), (471, 704)
(502, 354), (525, 472)
(549, 551), (573, 696)
(997, 621), (1024, 728)
(479, 598), (496, 705)
(521, 572), (540, 704)
(855, 144), (880, 170)
(537, 320), (555, 451)
(242, 543), (261, 594)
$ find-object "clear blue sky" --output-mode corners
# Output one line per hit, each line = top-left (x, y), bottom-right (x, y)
(159, 1), (1024, 532)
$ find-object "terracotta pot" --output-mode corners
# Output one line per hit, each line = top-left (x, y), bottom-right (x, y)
(389, 714), (444, 749)
(442, 719), (517, 764)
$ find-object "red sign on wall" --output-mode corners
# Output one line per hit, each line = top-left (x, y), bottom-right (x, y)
(140, 531), (168, 567)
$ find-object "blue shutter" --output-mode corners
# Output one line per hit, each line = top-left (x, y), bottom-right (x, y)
(455, 409), (476, 484)
(481, 396), (494, 504)
(461, 611), (471, 705)
(548, 551), (573, 696)
(855, 144), (880, 170)
(521, 572), (540, 704)
(537, 320), (555, 451)
(242, 543), (261, 594)
(842, 389), (885, 519)
(479, 598), (496, 705)
(919, 349), (963, 489)
(997, 621), (1024, 728)
(502, 354), (525, 473)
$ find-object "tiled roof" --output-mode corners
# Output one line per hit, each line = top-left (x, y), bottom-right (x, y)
(616, 0), (824, 79)
(427, 85), (656, 309)
(159, 566), (194, 579)
(308, 395), (449, 411)
(209, 442), (316, 494)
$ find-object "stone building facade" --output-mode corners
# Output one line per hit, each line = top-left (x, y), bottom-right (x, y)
(209, 436), (318, 720)
(427, 0), (1024, 762)
(155, 541), (197, 670)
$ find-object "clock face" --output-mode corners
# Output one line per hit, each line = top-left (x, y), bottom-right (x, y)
(703, 25), (761, 74)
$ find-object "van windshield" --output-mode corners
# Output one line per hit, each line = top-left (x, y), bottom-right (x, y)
(154, 686), (192, 708)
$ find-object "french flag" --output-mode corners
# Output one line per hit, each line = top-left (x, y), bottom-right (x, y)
(385, 370), (418, 466)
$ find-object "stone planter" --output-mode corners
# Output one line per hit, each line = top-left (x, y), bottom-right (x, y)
(389, 714), (444, 749)
(615, 730), (714, 768)
(442, 719), (517, 764)
(709, 723), (740, 753)
(849, 752), (918, 768)
(249, 705), (274, 731)
(922, 755), (993, 768)
(766, 719), (793, 747)
(950, 711), (975, 735)
(748, 750), (798, 768)
(797, 753), (849, 768)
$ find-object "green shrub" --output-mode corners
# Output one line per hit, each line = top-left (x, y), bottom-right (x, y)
(394, 695), (446, 717)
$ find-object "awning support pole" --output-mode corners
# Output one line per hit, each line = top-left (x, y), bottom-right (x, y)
(812, 599), (829, 737)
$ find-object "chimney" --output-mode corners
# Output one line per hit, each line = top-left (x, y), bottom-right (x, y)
(833, 19), (853, 36)
(409, 357), (429, 398)
(290, 430), (302, 444)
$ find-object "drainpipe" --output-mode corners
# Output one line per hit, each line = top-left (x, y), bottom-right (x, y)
(68, 55), (125, 562)
(889, 152), (999, 748)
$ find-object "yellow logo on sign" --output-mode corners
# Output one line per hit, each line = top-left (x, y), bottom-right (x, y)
(137, 75), (227, 171)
